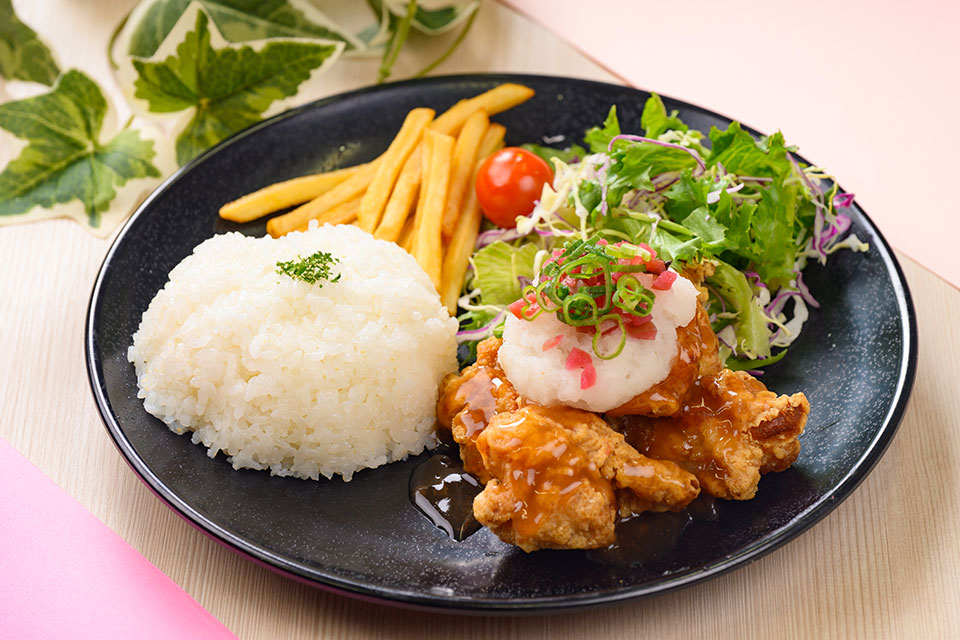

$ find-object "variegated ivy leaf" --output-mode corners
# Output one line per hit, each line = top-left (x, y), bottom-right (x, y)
(123, 0), (363, 59)
(0, 0), (60, 85)
(0, 70), (160, 228)
(132, 9), (342, 165)
(366, 0), (480, 82)
(357, 0), (393, 48)
(381, 0), (479, 35)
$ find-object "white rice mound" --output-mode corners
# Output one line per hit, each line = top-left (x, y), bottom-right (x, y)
(498, 270), (698, 412)
(127, 224), (458, 481)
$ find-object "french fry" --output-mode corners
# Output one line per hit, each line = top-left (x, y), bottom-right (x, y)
(398, 215), (416, 252)
(440, 124), (506, 314)
(409, 139), (433, 258)
(376, 84), (528, 241)
(440, 110), (489, 242)
(374, 149), (421, 242)
(477, 123), (507, 171)
(292, 195), (361, 233)
(414, 130), (455, 290)
(430, 83), (534, 137)
(358, 108), (434, 233)
(266, 160), (380, 237)
(219, 164), (368, 223)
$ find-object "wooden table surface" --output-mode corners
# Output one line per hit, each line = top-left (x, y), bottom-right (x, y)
(3, 2), (959, 638)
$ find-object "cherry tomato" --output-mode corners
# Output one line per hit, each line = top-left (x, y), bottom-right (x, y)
(475, 147), (553, 228)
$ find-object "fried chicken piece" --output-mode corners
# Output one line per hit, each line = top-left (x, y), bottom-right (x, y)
(606, 310), (703, 417)
(621, 369), (808, 501)
(680, 261), (723, 377)
(437, 338), (519, 482)
(473, 404), (699, 552)
(606, 303), (721, 417)
(680, 260), (716, 291)
(436, 328), (805, 552)
(694, 302), (722, 377)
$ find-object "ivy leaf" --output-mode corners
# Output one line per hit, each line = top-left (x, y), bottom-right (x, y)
(132, 9), (342, 165)
(381, 0), (480, 34)
(0, 70), (160, 227)
(367, 0), (480, 82)
(0, 0), (60, 85)
(124, 0), (361, 59)
(358, 0), (392, 47)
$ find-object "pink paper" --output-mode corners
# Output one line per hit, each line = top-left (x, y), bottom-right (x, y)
(500, 0), (960, 288)
(0, 438), (237, 640)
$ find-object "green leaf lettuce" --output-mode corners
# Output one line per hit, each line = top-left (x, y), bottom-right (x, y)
(472, 241), (540, 306)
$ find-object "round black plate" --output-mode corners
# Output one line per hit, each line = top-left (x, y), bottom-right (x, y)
(85, 75), (917, 612)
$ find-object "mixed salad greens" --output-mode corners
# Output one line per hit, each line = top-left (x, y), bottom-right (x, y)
(457, 94), (868, 370)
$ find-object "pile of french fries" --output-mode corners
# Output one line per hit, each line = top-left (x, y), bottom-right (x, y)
(218, 83), (535, 314)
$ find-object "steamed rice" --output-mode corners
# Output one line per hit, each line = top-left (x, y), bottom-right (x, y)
(127, 224), (458, 481)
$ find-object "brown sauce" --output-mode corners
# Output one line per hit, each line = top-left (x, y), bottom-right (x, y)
(454, 367), (499, 438)
(409, 451), (482, 541)
(444, 363), (520, 482)
(625, 373), (747, 494)
(478, 408), (613, 540)
(587, 494), (719, 566)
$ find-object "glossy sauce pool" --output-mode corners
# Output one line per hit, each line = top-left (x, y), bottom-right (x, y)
(410, 446), (720, 564)
(409, 451), (482, 541)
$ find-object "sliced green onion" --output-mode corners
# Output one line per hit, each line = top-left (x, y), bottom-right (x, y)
(514, 234), (659, 359)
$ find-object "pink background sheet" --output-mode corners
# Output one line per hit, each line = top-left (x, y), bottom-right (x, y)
(0, 438), (237, 639)
(501, 0), (960, 288)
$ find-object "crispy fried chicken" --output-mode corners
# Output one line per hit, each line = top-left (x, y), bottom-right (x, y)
(435, 297), (808, 551)
(473, 404), (699, 551)
(619, 369), (808, 501)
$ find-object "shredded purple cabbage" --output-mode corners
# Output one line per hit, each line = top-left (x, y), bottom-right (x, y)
(598, 155), (613, 215)
(833, 192), (855, 208)
(744, 271), (768, 289)
(456, 310), (505, 339)
(706, 284), (727, 314)
(795, 270), (820, 308)
(726, 182), (745, 195)
(653, 175), (680, 192)
(765, 290), (802, 317)
(818, 214), (851, 252)
(716, 331), (735, 350)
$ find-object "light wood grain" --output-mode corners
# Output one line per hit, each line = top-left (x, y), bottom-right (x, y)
(2, 1), (959, 639)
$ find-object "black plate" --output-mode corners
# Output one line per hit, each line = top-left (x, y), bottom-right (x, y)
(85, 74), (917, 612)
